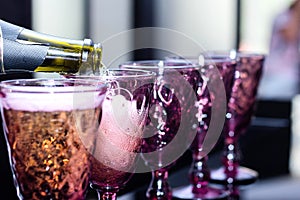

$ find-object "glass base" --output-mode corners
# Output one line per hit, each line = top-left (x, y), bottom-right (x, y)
(172, 185), (229, 200)
(210, 166), (259, 185)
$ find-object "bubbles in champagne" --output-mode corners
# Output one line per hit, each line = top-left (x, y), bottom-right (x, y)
(0, 79), (106, 199)
(92, 94), (146, 169)
(90, 94), (147, 188)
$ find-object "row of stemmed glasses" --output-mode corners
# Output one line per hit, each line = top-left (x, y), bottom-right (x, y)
(0, 22), (158, 199)
(0, 24), (168, 200)
(82, 57), (232, 200)
(0, 47), (265, 200)
(168, 51), (265, 200)
(120, 59), (203, 199)
(65, 59), (207, 200)
(120, 56), (238, 200)
(128, 51), (264, 200)
(0, 61), (156, 200)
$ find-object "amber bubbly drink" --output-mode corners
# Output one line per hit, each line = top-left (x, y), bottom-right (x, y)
(0, 79), (106, 200)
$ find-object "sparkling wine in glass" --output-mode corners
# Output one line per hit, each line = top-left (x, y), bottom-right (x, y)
(121, 59), (213, 200)
(82, 68), (155, 200)
(0, 78), (107, 200)
(208, 51), (265, 186)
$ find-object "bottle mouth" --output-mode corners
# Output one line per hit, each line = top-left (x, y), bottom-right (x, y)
(81, 38), (93, 62)
(80, 40), (105, 76)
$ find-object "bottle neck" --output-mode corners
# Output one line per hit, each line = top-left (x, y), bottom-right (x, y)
(34, 43), (104, 75)
(19, 30), (104, 75)
(18, 28), (97, 65)
(18, 28), (92, 50)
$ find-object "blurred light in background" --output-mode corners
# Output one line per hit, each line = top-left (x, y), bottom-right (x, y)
(240, 0), (294, 53)
(32, 0), (86, 39)
(154, 0), (236, 55)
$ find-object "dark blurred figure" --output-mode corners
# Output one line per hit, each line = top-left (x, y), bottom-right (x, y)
(244, 0), (298, 182)
(258, 0), (300, 100)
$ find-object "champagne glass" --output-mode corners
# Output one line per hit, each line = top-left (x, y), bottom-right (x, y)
(121, 59), (218, 200)
(83, 68), (155, 200)
(208, 51), (265, 186)
(165, 56), (235, 200)
(0, 78), (107, 200)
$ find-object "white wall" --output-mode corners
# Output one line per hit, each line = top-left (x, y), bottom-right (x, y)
(32, 0), (133, 68)
(32, 0), (85, 39)
(89, 0), (133, 68)
(31, 1), (294, 63)
(154, 0), (236, 57)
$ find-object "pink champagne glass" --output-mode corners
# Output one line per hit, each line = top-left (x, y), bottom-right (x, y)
(208, 51), (265, 186)
(85, 69), (155, 200)
(121, 59), (205, 200)
(0, 78), (107, 200)
(167, 56), (235, 200)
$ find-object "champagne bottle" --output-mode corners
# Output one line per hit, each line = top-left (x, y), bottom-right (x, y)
(0, 19), (105, 75)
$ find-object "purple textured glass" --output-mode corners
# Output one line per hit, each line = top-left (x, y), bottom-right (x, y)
(208, 51), (265, 187)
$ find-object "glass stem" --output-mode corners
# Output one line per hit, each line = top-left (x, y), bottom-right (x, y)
(226, 183), (240, 200)
(223, 127), (240, 178)
(189, 151), (210, 194)
(97, 191), (117, 200)
(146, 168), (172, 200)
(96, 189), (118, 200)
(188, 123), (211, 194)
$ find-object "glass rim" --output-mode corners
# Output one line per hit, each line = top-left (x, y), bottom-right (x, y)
(0, 78), (107, 94)
(120, 59), (201, 70)
(105, 68), (156, 78)
(170, 56), (237, 64)
(66, 68), (156, 79)
(202, 50), (266, 59)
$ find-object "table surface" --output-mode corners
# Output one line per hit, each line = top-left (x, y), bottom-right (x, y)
(119, 172), (300, 200)
(85, 165), (300, 200)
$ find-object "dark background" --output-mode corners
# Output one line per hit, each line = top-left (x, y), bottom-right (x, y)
(0, 1), (32, 199)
